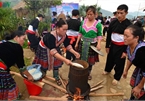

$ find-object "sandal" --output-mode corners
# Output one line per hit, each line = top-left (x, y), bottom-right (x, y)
(56, 79), (62, 86)
(88, 75), (92, 80)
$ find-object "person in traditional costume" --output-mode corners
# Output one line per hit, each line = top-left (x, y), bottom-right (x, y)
(103, 17), (110, 37)
(26, 14), (44, 53)
(103, 4), (132, 85)
(66, 9), (81, 61)
(110, 11), (117, 22)
(0, 31), (33, 100)
(123, 25), (145, 100)
(75, 6), (102, 80)
(51, 11), (57, 31)
(57, 11), (66, 21)
(33, 19), (80, 85)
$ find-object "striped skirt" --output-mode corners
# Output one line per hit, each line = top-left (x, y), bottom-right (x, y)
(77, 41), (99, 65)
(0, 69), (19, 100)
(130, 67), (145, 99)
(33, 45), (63, 71)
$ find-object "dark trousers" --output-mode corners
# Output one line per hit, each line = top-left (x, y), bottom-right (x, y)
(27, 33), (40, 53)
(66, 40), (76, 61)
(89, 64), (93, 74)
(103, 27), (108, 36)
(104, 43), (126, 81)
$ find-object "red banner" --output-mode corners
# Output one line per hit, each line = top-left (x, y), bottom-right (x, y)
(0, 2), (3, 7)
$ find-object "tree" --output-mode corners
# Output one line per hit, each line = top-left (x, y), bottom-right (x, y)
(79, 4), (101, 17)
(79, 5), (86, 17)
(0, 8), (19, 40)
(23, 0), (62, 18)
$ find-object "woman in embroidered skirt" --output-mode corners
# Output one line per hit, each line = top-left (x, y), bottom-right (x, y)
(0, 31), (33, 100)
(33, 19), (80, 85)
(123, 25), (145, 100)
(75, 6), (102, 80)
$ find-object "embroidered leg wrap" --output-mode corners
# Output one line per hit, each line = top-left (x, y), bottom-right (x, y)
(53, 68), (59, 80)
(53, 67), (62, 86)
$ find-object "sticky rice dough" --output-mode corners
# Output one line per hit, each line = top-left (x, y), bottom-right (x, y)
(72, 63), (84, 68)
(32, 72), (42, 80)
(28, 68), (36, 74)
(27, 68), (42, 80)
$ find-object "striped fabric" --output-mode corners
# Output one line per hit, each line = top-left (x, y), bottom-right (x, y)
(77, 41), (99, 65)
(130, 67), (145, 99)
(0, 69), (19, 100)
(33, 45), (63, 72)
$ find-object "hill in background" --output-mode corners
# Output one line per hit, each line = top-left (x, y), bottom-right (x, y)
(100, 9), (145, 19)
(5, 0), (145, 19)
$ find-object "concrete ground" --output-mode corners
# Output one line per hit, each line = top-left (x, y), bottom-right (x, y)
(14, 41), (135, 100)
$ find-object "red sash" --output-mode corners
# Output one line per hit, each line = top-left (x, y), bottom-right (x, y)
(0, 62), (7, 70)
(26, 30), (35, 34)
(68, 36), (78, 44)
